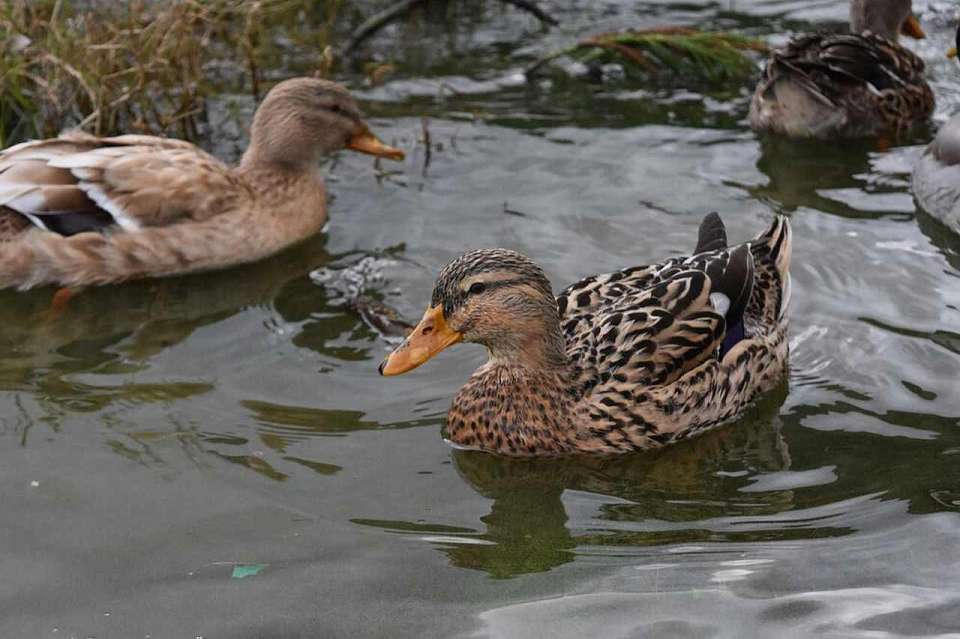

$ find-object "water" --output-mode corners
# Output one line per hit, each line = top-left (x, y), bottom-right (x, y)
(2, 1), (960, 637)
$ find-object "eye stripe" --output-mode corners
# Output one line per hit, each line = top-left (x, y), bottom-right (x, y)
(466, 278), (524, 293)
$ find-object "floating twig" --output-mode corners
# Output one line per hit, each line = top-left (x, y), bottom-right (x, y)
(500, 0), (558, 26)
(421, 116), (432, 176)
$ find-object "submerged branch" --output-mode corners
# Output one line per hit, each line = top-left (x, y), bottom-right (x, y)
(344, 0), (558, 55)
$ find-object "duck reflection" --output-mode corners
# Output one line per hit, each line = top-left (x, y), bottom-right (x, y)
(750, 136), (918, 219)
(433, 382), (790, 578)
(915, 208), (960, 272)
(0, 235), (331, 372)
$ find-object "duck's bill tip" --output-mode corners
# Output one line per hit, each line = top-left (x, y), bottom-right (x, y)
(378, 306), (462, 376)
(347, 128), (405, 161)
(948, 47), (958, 59)
(901, 15), (925, 39)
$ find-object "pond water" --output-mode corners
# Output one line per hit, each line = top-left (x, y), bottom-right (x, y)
(2, 1), (960, 637)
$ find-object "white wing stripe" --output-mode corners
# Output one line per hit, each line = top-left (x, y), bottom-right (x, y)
(75, 182), (141, 231)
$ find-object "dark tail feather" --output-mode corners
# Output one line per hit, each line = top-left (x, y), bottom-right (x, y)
(696, 212), (727, 254)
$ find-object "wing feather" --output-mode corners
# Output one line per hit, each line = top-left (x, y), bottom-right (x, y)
(0, 131), (237, 237)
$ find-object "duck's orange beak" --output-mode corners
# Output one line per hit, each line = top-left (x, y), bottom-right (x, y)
(901, 15), (926, 39)
(948, 47), (958, 59)
(347, 125), (404, 161)
(379, 305), (462, 376)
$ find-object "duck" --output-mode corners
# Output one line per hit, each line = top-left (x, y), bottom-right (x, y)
(749, 0), (933, 139)
(912, 25), (960, 234)
(0, 77), (404, 290)
(379, 213), (792, 456)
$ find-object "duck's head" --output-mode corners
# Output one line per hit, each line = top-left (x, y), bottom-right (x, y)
(242, 77), (404, 170)
(379, 249), (567, 376)
(850, 0), (925, 41)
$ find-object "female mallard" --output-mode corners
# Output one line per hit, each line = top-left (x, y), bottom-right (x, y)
(380, 214), (792, 456)
(749, 0), (933, 139)
(912, 26), (960, 234)
(0, 78), (403, 290)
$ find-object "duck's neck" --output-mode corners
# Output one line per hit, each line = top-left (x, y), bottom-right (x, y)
(849, 0), (901, 41)
(484, 316), (569, 372)
(239, 128), (324, 173)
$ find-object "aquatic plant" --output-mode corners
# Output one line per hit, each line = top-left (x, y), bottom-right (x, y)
(0, 0), (342, 145)
(527, 27), (769, 82)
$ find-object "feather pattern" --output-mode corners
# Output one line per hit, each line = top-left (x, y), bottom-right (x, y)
(749, 31), (933, 138)
(437, 214), (792, 456)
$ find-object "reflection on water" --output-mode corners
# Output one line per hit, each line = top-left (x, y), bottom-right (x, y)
(358, 383), (800, 578)
(2, 1), (960, 637)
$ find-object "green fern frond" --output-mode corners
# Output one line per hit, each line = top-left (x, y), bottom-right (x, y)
(528, 27), (768, 82)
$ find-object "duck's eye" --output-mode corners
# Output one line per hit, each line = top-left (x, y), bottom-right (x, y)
(330, 104), (342, 114)
(468, 282), (486, 295)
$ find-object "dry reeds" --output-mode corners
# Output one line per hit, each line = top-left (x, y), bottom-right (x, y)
(0, 0), (341, 145)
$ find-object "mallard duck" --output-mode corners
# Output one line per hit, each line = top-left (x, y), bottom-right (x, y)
(379, 214), (792, 456)
(912, 25), (960, 234)
(749, 0), (933, 139)
(0, 77), (404, 290)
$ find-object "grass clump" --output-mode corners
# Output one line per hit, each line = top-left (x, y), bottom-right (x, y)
(527, 27), (768, 83)
(0, 0), (341, 146)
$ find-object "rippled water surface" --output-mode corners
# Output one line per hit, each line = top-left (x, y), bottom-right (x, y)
(3, 1), (960, 637)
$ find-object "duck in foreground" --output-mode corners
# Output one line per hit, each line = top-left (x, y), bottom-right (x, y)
(380, 214), (792, 456)
(912, 25), (960, 234)
(0, 78), (404, 290)
(749, 0), (932, 139)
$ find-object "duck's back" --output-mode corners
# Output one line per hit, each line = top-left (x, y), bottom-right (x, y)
(555, 215), (792, 448)
(913, 114), (960, 234)
(749, 32), (932, 138)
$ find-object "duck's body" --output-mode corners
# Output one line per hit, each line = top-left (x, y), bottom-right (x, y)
(749, 0), (932, 139)
(381, 214), (792, 457)
(0, 78), (403, 290)
(912, 28), (960, 234)
(913, 115), (960, 234)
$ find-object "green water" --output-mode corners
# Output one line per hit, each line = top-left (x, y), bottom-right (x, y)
(2, 1), (960, 637)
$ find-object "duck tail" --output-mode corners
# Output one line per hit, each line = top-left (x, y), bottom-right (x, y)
(695, 211), (727, 254)
(749, 215), (792, 323)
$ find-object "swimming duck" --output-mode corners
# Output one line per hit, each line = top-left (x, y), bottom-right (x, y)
(912, 25), (960, 234)
(749, 0), (933, 139)
(0, 77), (404, 290)
(379, 214), (792, 456)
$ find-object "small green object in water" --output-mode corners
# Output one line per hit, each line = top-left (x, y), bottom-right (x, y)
(231, 564), (266, 579)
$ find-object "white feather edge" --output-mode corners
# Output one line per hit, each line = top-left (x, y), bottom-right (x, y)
(709, 292), (730, 317)
(74, 182), (141, 231)
(0, 187), (48, 231)
(779, 273), (792, 321)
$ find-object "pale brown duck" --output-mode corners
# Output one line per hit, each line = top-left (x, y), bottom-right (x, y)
(380, 214), (792, 457)
(0, 77), (403, 290)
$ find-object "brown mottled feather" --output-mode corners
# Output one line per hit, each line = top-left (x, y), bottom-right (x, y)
(0, 208), (30, 242)
(750, 31), (933, 138)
